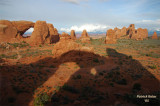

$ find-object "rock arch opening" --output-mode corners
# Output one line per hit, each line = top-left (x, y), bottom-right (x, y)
(22, 27), (34, 38)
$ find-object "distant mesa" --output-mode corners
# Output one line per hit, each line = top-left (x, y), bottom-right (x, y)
(0, 20), (60, 45)
(152, 32), (158, 39)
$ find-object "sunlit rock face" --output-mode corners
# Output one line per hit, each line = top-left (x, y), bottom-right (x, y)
(105, 29), (117, 44)
(152, 32), (158, 39)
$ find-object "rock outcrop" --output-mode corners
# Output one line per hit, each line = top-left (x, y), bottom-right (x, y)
(11, 21), (34, 36)
(50, 28), (60, 43)
(134, 28), (148, 40)
(60, 32), (71, 41)
(152, 32), (158, 39)
(105, 29), (117, 44)
(46, 23), (60, 44)
(70, 30), (76, 40)
(52, 40), (93, 57)
(0, 20), (18, 43)
(28, 21), (49, 45)
(80, 29), (90, 43)
(126, 24), (148, 40)
(0, 20), (60, 45)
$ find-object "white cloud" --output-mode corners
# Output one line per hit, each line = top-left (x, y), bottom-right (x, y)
(60, 24), (113, 32)
(136, 19), (160, 24)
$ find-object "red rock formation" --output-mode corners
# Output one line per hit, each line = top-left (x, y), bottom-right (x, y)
(52, 40), (93, 57)
(50, 28), (60, 43)
(152, 32), (158, 39)
(114, 27), (127, 39)
(12, 21), (34, 36)
(134, 28), (148, 40)
(28, 20), (49, 45)
(105, 29), (116, 44)
(127, 24), (136, 39)
(70, 30), (76, 40)
(60, 32), (71, 41)
(80, 29), (90, 43)
(121, 27), (127, 36)
(0, 20), (18, 43)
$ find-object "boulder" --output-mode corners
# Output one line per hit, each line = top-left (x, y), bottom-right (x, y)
(152, 32), (158, 39)
(28, 20), (49, 45)
(52, 40), (93, 57)
(105, 29), (117, 44)
(70, 30), (76, 40)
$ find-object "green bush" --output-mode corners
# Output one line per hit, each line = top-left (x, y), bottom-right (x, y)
(34, 92), (50, 106)
(149, 65), (157, 69)
(93, 58), (99, 63)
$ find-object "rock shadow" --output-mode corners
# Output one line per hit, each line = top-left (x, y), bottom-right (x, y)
(0, 48), (159, 106)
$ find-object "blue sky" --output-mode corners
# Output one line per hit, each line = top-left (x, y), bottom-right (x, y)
(0, 0), (160, 33)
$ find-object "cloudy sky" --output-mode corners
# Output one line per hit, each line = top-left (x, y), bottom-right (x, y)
(0, 0), (160, 33)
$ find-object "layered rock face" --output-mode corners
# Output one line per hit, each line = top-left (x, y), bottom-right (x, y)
(152, 32), (158, 39)
(80, 29), (90, 43)
(70, 30), (76, 40)
(105, 29), (117, 44)
(52, 40), (93, 57)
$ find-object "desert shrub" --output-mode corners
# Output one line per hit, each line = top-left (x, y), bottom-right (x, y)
(8, 41), (29, 48)
(62, 84), (79, 94)
(0, 53), (18, 59)
(129, 55), (132, 59)
(99, 72), (104, 76)
(132, 83), (141, 93)
(73, 74), (81, 80)
(109, 83), (114, 87)
(149, 65), (157, 69)
(116, 78), (127, 85)
(34, 92), (50, 106)
(93, 58), (99, 63)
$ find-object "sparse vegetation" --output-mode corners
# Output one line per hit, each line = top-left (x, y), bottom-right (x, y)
(34, 92), (50, 106)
